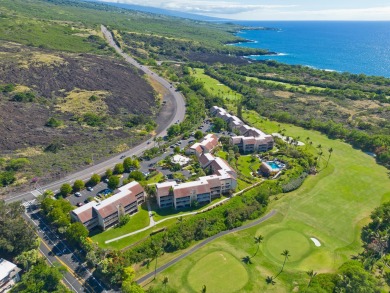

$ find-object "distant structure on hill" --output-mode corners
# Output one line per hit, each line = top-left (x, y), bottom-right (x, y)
(70, 181), (145, 230)
(210, 106), (274, 153)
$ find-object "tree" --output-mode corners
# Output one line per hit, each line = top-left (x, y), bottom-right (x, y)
(65, 222), (89, 247)
(128, 171), (145, 182)
(73, 179), (85, 191)
(251, 235), (263, 258)
(201, 285), (207, 293)
(275, 250), (290, 278)
(212, 117), (227, 132)
(15, 249), (39, 271)
(12, 259), (70, 292)
(107, 175), (120, 190)
(114, 163), (125, 174)
(167, 124), (181, 137)
(105, 168), (113, 178)
(265, 275), (276, 285)
(89, 173), (101, 186)
(0, 201), (37, 259)
(162, 276), (169, 288)
(326, 147), (333, 168)
(123, 157), (133, 172)
(194, 130), (204, 140)
(60, 183), (72, 196)
(151, 240), (164, 279)
(306, 270), (317, 289)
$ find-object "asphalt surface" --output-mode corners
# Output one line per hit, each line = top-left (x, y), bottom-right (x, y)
(23, 201), (110, 293)
(4, 25), (186, 205)
(136, 210), (277, 284)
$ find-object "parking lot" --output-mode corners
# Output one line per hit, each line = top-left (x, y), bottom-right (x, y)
(66, 120), (215, 207)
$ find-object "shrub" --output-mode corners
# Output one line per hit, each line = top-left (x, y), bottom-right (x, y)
(45, 117), (63, 128)
(12, 92), (35, 102)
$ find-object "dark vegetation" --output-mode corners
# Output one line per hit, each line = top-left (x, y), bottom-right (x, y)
(0, 42), (156, 191)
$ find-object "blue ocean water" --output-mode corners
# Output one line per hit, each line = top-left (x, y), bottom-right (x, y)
(231, 21), (390, 78)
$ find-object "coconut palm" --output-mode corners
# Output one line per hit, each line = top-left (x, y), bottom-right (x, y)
(265, 275), (276, 285)
(306, 270), (317, 289)
(275, 250), (291, 277)
(162, 276), (169, 288)
(252, 235), (264, 258)
(325, 147), (333, 168)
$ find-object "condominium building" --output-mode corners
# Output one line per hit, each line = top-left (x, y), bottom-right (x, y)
(210, 106), (274, 153)
(70, 181), (145, 230)
(186, 133), (219, 157)
(156, 151), (237, 209)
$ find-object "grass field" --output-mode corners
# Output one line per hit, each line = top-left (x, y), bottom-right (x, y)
(141, 111), (390, 292)
(192, 68), (242, 102)
(245, 76), (326, 92)
(91, 203), (150, 247)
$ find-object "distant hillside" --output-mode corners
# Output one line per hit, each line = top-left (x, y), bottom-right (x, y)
(85, 0), (228, 22)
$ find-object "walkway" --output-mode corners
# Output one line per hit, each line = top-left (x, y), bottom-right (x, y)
(105, 180), (264, 244)
(136, 209), (277, 284)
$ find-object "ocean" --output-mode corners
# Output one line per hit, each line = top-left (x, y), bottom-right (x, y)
(230, 21), (390, 78)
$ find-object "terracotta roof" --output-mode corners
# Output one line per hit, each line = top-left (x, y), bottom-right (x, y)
(156, 181), (176, 197)
(243, 137), (256, 144)
(71, 201), (97, 224)
(94, 182), (144, 219)
(173, 181), (210, 198)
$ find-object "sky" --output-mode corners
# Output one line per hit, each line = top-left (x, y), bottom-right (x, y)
(99, 0), (390, 20)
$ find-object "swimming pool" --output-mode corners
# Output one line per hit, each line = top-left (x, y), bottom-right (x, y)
(266, 161), (281, 170)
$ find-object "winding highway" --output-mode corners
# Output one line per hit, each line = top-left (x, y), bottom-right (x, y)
(4, 25), (185, 205)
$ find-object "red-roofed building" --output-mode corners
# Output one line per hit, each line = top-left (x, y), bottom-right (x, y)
(70, 181), (145, 230)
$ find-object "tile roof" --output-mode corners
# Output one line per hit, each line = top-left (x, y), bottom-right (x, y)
(173, 181), (210, 198)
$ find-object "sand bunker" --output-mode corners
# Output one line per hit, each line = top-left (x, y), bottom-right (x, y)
(310, 237), (321, 247)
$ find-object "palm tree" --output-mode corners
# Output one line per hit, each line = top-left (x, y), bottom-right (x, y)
(151, 241), (163, 280)
(306, 270), (317, 289)
(265, 275), (276, 285)
(251, 235), (264, 258)
(325, 147), (333, 168)
(276, 250), (291, 277)
(162, 276), (169, 288)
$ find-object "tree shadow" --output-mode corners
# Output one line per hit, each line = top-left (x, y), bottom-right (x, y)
(241, 255), (252, 264)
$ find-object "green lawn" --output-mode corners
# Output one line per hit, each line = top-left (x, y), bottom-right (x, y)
(192, 68), (242, 102)
(245, 76), (326, 92)
(187, 251), (249, 293)
(95, 218), (178, 250)
(151, 196), (228, 222)
(91, 203), (150, 247)
(140, 111), (390, 292)
(145, 172), (164, 184)
(237, 155), (261, 177)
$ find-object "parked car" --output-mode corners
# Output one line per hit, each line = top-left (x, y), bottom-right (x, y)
(75, 192), (81, 197)
(120, 155), (126, 159)
(77, 202), (84, 207)
(87, 186), (93, 191)
(104, 178), (109, 183)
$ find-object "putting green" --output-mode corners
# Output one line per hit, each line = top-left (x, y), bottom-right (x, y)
(265, 230), (312, 263)
(187, 251), (248, 293)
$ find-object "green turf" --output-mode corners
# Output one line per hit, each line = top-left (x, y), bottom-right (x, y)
(237, 155), (261, 177)
(264, 230), (312, 263)
(245, 76), (326, 92)
(192, 68), (242, 102)
(140, 110), (390, 292)
(187, 251), (249, 293)
(91, 203), (150, 246)
(151, 196), (227, 222)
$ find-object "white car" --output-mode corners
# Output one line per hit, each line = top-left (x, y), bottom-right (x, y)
(75, 192), (81, 197)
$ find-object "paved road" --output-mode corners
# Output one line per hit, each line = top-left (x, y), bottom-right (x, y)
(23, 200), (111, 293)
(4, 25), (186, 204)
(136, 209), (277, 284)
